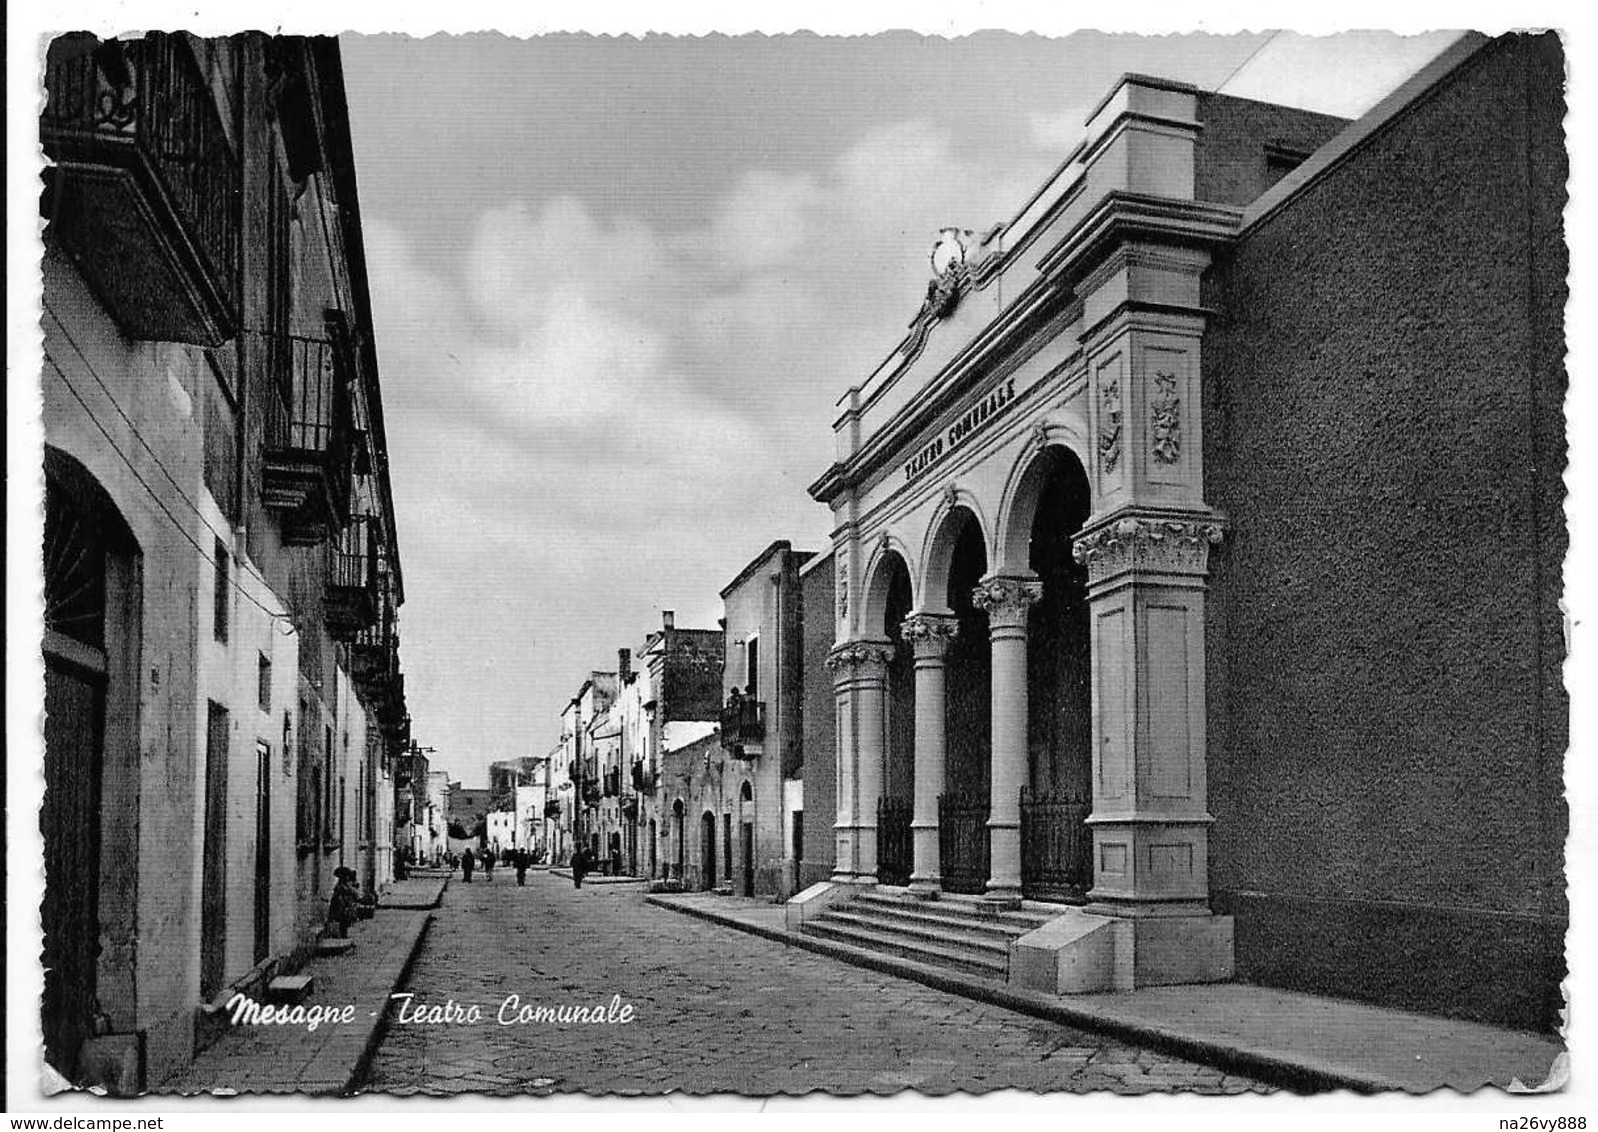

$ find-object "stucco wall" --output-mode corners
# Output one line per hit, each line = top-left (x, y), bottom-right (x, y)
(799, 556), (837, 887)
(1201, 34), (1567, 1031)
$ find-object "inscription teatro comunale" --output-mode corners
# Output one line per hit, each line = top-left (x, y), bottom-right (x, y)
(902, 376), (1018, 481)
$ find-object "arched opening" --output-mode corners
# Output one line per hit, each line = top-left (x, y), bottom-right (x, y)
(935, 508), (991, 894)
(42, 447), (140, 1082)
(1020, 446), (1095, 901)
(701, 811), (717, 891)
(871, 552), (915, 885)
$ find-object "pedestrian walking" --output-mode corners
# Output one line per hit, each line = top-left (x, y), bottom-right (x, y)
(571, 846), (588, 889)
(462, 847), (475, 883)
(514, 849), (529, 886)
(482, 847), (495, 882)
(327, 866), (359, 938)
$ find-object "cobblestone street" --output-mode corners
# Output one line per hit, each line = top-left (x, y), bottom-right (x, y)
(362, 874), (1273, 1097)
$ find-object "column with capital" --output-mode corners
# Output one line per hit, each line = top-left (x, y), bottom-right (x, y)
(972, 575), (1043, 907)
(824, 639), (894, 884)
(900, 613), (959, 899)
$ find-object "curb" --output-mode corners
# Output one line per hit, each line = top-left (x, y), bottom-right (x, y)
(347, 911), (434, 1095)
(645, 895), (1401, 1095)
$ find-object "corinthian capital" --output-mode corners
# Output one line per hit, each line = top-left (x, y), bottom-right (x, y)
(824, 639), (895, 676)
(1071, 512), (1224, 584)
(899, 613), (959, 660)
(971, 576), (1043, 629)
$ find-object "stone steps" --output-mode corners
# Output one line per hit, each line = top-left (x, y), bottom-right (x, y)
(798, 888), (1076, 981)
(801, 918), (1007, 979)
(817, 909), (1016, 953)
(850, 891), (1057, 931)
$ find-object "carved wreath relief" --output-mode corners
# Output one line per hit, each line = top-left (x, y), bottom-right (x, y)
(1098, 377), (1123, 473)
(1152, 371), (1182, 464)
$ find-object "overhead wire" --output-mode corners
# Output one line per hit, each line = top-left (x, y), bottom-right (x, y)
(42, 349), (300, 632)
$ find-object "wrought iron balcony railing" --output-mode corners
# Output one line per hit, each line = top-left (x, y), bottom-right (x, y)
(326, 514), (381, 640)
(353, 625), (398, 693)
(719, 696), (766, 753)
(260, 324), (355, 545)
(42, 34), (241, 345)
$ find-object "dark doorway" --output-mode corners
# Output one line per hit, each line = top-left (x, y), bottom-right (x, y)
(254, 741), (272, 963)
(1022, 448), (1094, 901)
(939, 511), (991, 894)
(41, 463), (113, 1079)
(674, 801), (685, 879)
(740, 782), (755, 896)
(880, 554), (915, 886)
(649, 819), (658, 877)
(201, 702), (230, 999)
(42, 653), (104, 1078)
(723, 812), (733, 881)
(700, 812), (717, 890)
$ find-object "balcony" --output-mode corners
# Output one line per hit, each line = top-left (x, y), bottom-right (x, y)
(602, 767), (622, 798)
(325, 514), (380, 640)
(719, 695), (766, 755)
(42, 34), (240, 345)
(261, 324), (354, 545)
(543, 799), (561, 819)
(353, 625), (398, 694)
(631, 761), (656, 794)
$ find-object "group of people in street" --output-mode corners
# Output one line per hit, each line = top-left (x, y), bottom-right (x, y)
(458, 845), (540, 885)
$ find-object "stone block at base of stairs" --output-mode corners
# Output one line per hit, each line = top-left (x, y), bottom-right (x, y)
(784, 880), (859, 932)
(266, 974), (315, 1003)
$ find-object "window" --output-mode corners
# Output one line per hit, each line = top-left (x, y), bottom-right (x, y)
(323, 725), (334, 844)
(203, 354), (239, 525)
(745, 636), (759, 698)
(213, 537), (229, 642)
(257, 652), (271, 711)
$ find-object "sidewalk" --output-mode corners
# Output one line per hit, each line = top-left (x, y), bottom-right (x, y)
(156, 905), (434, 1096)
(549, 869), (647, 885)
(381, 876), (450, 909)
(646, 891), (1565, 1095)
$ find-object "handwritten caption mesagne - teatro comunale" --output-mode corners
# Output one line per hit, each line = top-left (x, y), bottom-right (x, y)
(226, 991), (637, 1032)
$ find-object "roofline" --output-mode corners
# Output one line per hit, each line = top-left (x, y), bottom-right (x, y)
(718, 539), (813, 599)
(1240, 31), (1487, 236)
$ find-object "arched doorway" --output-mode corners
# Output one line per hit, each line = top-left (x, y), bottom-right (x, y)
(648, 818), (658, 877)
(1019, 447), (1094, 900)
(700, 811), (717, 890)
(876, 553), (915, 884)
(933, 509), (991, 894)
(42, 449), (139, 1081)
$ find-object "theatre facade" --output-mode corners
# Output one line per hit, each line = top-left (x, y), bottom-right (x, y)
(804, 32), (1565, 1031)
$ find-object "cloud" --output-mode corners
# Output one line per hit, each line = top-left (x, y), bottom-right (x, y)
(364, 114), (1057, 776)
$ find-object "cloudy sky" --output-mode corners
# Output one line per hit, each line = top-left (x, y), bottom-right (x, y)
(340, 30), (1462, 786)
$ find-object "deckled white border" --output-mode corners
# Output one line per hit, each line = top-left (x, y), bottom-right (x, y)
(7, 0), (1594, 1120)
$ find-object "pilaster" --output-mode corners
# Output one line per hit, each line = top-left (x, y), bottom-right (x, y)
(824, 639), (894, 884)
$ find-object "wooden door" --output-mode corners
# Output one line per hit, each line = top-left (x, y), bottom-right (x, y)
(201, 703), (229, 1000)
(42, 653), (104, 1078)
(254, 740), (271, 963)
(742, 822), (754, 896)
